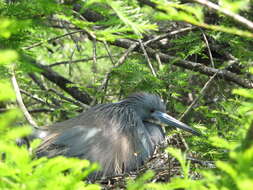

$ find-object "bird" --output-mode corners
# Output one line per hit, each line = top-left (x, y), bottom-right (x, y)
(36, 92), (200, 180)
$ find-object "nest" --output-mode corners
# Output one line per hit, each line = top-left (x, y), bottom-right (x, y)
(96, 135), (215, 189)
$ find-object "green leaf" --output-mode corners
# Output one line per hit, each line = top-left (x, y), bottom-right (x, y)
(233, 89), (253, 99)
(0, 81), (16, 101)
(0, 50), (18, 65)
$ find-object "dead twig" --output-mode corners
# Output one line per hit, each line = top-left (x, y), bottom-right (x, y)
(180, 32), (217, 120)
(20, 89), (57, 108)
(155, 53), (162, 69)
(202, 32), (214, 68)
(23, 30), (84, 50)
(91, 42), (139, 105)
(103, 41), (115, 65)
(48, 88), (90, 109)
(192, 0), (253, 32)
(144, 26), (196, 46)
(11, 72), (38, 128)
(139, 39), (157, 77)
(28, 73), (61, 107)
(92, 39), (98, 73)
(50, 55), (118, 67)
(29, 59), (93, 104)
(112, 38), (253, 88)
(29, 108), (55, 113)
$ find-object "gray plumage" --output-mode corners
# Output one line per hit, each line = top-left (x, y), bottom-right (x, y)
(36, 92), (200, 179)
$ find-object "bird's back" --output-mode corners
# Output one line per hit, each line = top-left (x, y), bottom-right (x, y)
(36, 103), (156, 179)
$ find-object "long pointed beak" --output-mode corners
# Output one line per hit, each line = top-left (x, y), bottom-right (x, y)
(151, 111), (201, 136)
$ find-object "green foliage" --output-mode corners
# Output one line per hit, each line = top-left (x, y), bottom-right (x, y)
(0, 17), (100, 190)
(219, 0), (250, 13)
(111, 60), (164, 95)
(139, 86), (253, 190)
(155, 0), (204, 23)
(167, 147), (190, 179)
(170, 31), (205, 59)
(154, 0), (253, 38)
(127, 170), (154, 190)
(1, 0), (253, 189)
(107, 0), (157, 37)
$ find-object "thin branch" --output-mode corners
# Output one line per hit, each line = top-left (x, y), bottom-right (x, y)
(179, 72), (218, 120)
(103, 41), (115, 65)
(112, 38), (253, 88)
(50, 55), (118, 67)
(28, 73), (47, 90)
(29, 108), (55, 113)
(20, 89), (57, 108)
(28, 58), (93, 104)
(101, 41), (116, 103)
(92, 39), (98, 73)
(48, 88), (90, 109)
(144, 26), (196, 46)
(68, 49), (75, 76)
(91, 43), (139, 105)
(28, 73), (61, 107)
(11, 72), (38, 128)
(180, 32), (217, 120)
(139, 39), (157, 77)
(155, 53), (162, 69)
(202, 32), (214, 68)
(65, 27), (81, 52)
(192, 0), (253, 32)
(23, 30), (84, 50)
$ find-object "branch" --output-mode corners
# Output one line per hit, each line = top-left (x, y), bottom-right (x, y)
(20, 89), (57, 108)
(11, 72), (38, 128)
(112, 39), (253, 88)
(180, 72), (218, 120)
(50, 55), (118, 67)
(92, 39), (98, 73)
(28, 73), (61, 107)
(103, 41), (115, 65)
(91, 43), (138, 105)
(192, 0), (253, 32)
(48, 88), (90, 109)
(139, 39), (157, 77)
(28, 59), (93, 104)
(23, 30), (84, 50)
(29, 108), (55, 113)
(180, 31), (218, 120)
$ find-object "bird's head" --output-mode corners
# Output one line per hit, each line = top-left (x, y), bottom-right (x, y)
(125, 93), (201, 136)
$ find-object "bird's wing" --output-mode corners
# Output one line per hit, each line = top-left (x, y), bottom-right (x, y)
(36, 104), (154, 179)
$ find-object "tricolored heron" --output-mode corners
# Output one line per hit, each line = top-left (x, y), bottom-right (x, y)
(36, 93), (200, 179)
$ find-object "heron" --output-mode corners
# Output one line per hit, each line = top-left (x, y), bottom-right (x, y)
(36, 92), (200, 179)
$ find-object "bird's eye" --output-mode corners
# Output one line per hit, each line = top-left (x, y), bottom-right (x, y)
(150, 109), (155, 113)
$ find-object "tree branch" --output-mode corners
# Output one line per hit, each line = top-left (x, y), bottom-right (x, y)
(28, 59), (93, 104)
(111, 39), (253, 88)
(11, 72), (38, 128)
(192, 0), (253, 32)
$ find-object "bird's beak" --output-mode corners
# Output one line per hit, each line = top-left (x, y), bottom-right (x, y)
(151, 111), (201, 136)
